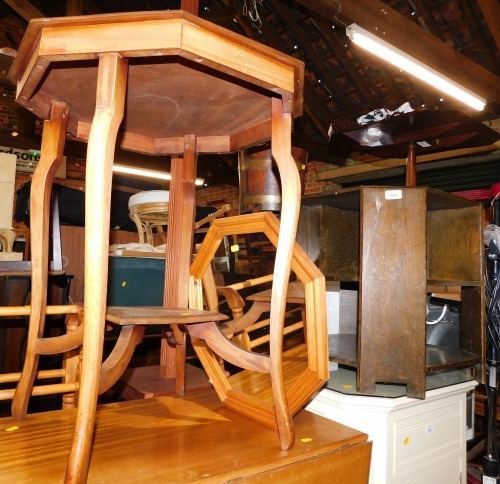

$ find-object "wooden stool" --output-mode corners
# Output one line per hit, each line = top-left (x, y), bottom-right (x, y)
(128, 191), (170, 245)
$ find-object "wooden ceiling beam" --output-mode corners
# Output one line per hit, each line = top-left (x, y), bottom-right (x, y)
(460, 0), (499, 74)
(302, 83), (337, 141)
(476, 0), (500, 51)
(290, 0), (500, 107)
(2, 0), (43, 21)
(475, 0), (500, 57)
(82, 0), (101, 14)
(270, 0), (355, 115)
(410, 0), (446, 41)
(315, 18), (379, 108)
(66, 0), (84, 16)
(317, 142), (500, 183)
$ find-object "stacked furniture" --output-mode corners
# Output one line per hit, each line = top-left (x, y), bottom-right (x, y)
(6, 10), (329, 482)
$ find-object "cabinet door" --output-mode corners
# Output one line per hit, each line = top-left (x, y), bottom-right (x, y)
(358, 187), (427, 398)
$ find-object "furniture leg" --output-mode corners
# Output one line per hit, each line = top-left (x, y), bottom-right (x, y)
(11, 101), (69, 419)
(66, 53), (128, 484)
(405, 142), (417, 186)
(62, 307), (83, 409)
(161, 136), (197, 395)
(0, 229), (16, 253)
(98, 325), (145, 393)
(268, 97), (301, 450)
(187, 99), (311, 452)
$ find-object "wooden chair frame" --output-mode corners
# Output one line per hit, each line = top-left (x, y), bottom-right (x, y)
(129, 201), (169, 245)
(0, 304), (82, 407)
(217, 275), (305, 352)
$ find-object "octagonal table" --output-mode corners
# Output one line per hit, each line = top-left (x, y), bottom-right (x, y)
(8, 10), (308, 482)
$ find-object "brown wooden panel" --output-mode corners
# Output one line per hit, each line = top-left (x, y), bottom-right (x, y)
(304, 186), (485, 398)
(358, 187), (427, 397)
(233, 441), (372, 484)
(319, 206), (359, 281)
(427, 206), (483, 284)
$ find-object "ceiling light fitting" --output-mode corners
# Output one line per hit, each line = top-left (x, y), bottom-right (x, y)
(346, 23), (486, 111)
(113, 164), (204, 186)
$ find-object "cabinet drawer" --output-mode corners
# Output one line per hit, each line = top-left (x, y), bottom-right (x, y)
(393, 401), (462, 473)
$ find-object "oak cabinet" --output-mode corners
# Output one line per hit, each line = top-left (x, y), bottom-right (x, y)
(301, 186), (485, 398)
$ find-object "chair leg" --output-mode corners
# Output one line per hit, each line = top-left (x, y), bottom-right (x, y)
(62, 309), (83, 409)
(0, 229), (16, 252)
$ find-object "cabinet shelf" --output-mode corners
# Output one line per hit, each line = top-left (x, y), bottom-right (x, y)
(329, 334), (481, 374)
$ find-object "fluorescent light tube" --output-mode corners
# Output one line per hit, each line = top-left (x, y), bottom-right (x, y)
(347, 23), (486, 111)
(113, 164), (204, 186)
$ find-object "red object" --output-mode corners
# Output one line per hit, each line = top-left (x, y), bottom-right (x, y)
(492, 182), (500, 197)
(453, 188), (492, 201)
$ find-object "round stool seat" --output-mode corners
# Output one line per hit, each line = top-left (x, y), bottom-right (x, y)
(128, 190), (169, 209)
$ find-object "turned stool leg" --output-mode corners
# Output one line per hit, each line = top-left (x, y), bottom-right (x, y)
(62, 307), (84, 410)
(0, 229), (16, 253)
(11, 101), (69, 420)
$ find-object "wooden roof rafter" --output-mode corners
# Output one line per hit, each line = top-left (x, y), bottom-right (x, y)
(408, 0), (447, 41)
(233, 1), (333, 140)
(2, 0), (43, 20)
(270, 0), (356, 116)
(291, 0), (500, 112)
(476, 0), (500, 54)
(314, 18), (379, 108)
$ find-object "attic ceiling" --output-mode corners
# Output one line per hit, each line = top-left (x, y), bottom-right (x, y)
(0, 0), (499, 192)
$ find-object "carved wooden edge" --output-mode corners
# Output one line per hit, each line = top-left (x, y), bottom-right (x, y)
(98, 325), (146, 394)
(188, 209), (328, 451)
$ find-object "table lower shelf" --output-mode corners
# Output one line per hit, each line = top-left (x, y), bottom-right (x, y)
(114, 363), (213, 400)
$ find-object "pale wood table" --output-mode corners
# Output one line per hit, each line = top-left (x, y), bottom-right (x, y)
(7, 10), (312, 483)
(0, 389), (372, 483)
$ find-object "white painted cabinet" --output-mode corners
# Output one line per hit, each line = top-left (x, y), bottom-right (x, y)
(307, 378), (476, 484)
